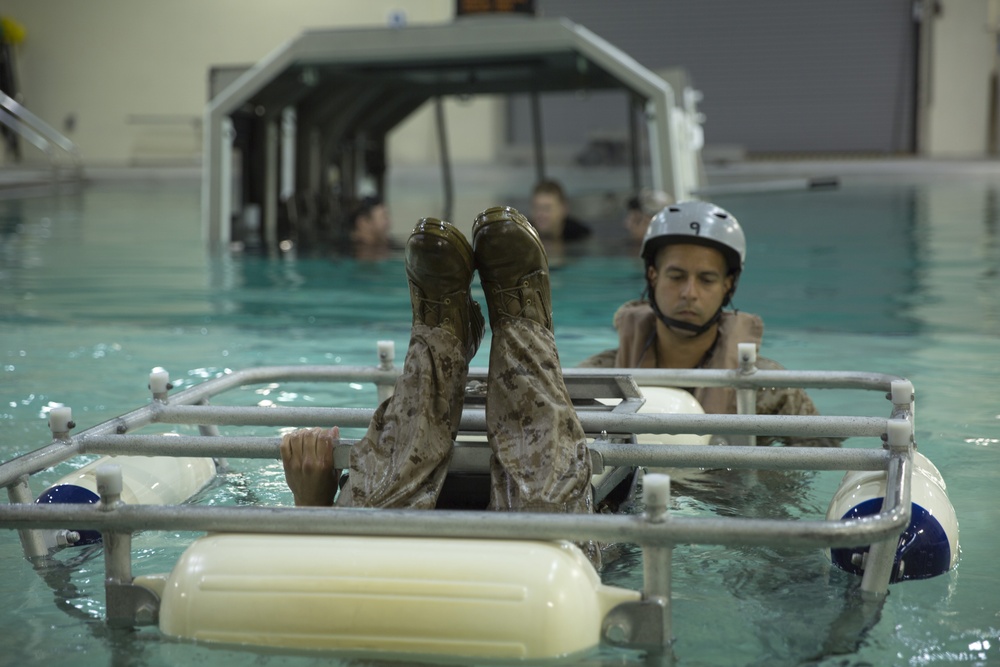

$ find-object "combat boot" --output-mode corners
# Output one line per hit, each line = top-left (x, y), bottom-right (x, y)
(471, 206), (552, 331)
(405, 218), (484, 361)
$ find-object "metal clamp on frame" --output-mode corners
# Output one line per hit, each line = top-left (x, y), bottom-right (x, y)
(602, 472), (674, 651)
(98, 464), (160, 628)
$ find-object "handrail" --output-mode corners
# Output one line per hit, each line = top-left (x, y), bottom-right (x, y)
(0, 91), (83, 180)
(0, 108), (54, 160)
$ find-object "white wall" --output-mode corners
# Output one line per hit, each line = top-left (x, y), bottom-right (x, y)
(0, 0), (996, 167)
(0, 0), (501, 167)
(926, 0), (996, 156)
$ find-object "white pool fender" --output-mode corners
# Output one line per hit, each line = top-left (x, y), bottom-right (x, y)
(826, 450), (959, 582)
(630, 386), (711, 446)
(35, 453), (218, 548)
(135, 534), (640, 660)
(592, 386), (710, 492)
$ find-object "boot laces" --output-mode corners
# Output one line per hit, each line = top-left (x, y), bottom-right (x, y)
(492, 280), (535, 317)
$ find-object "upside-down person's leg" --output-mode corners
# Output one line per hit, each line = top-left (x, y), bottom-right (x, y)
(472, 206), (600, 567)
(341, 218), (484, 509)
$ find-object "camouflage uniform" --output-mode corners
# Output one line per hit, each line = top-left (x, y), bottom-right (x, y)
(338, 323), (468, 510)
(333, 209), (600, 567)
(342, 318), (594, 510)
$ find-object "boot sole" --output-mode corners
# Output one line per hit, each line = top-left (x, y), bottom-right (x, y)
(471, 206), (546, 266)
(409, 217), (475, 274)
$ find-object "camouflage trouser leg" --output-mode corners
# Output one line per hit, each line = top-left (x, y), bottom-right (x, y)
(485, 318), (593, 513)
(339, 323), (467, 509)
(485, 317), (600, 566)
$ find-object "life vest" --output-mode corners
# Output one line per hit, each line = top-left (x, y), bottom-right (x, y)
(612, 299), (764, 414)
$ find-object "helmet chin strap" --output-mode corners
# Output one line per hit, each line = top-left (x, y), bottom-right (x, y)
(649, 296), (724, 336)
(644, 277), (729, 337)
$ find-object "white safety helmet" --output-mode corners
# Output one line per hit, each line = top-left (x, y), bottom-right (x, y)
(640, 201), (746, 277)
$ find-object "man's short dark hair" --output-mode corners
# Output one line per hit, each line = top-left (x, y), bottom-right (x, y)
(531, 179), (567, 202)
(349, 195), (383, 229)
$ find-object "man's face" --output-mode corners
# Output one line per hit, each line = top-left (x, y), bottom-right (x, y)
(647, 244), (733, 331)
(530, 192), (566, 239)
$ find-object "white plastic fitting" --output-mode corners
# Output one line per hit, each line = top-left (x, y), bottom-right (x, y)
(48, 406), (73, 435)
(149, 369), (170, 395)
(738, 342), (757, 372)
(96, 463), (123, 500)
(377, 340), (395, 368)
(643, 473), (671, 521)
(56, 530), (80, 547)
(890, 379), (914, 406)
(886, 419), (912, 450)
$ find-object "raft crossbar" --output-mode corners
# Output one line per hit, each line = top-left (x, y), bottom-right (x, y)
(67, 434), (891, 472)
(1, 462), (910, 550)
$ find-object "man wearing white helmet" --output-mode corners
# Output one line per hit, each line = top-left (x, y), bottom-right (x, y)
(582, 200), (839, 447)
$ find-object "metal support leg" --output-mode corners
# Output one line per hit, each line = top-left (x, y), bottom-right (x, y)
(860, 419), (912, 598)
(629, 96), (642, 194)
(858, 385), (915, 599)
(263, 118), (279, 250)
(642, 473), (673, 634)
(98, 464), (159, 628)
(9, 405), (79, 559)
(219, 117), (234, 250)
(602, 473), (674, 653)
(734, 343), (757, 446)
(434, 97), (453, 223)
(7, 476), (49, 559)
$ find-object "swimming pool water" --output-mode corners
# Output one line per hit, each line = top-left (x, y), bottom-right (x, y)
(1, 172), (998, 666)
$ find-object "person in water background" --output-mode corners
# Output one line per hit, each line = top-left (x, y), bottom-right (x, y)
(528, 178), (593, 243)
(623, 188), (673, 244)
(346, 195), (395, 260)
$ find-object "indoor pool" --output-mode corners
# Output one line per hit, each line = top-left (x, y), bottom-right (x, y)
(1, 166), (998, 667)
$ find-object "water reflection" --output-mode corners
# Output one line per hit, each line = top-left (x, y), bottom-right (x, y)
(4, 181), (999, 341)
(712, 185), (923, 335)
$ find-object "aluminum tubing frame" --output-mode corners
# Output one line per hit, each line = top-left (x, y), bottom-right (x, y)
(0, 363), (916, 649)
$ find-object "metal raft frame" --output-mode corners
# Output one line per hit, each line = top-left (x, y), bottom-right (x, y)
(0, 349), (916, 653)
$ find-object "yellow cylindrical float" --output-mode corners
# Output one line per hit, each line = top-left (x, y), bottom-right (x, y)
(35, 455), (218, 547)
(137, 534), (640, 660)
(591, 386), (710, 491)
(631, 386), (711, 446)
(39, 455), (217, 506)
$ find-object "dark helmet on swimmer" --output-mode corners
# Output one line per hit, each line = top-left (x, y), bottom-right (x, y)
(640, 200), (746, 335)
